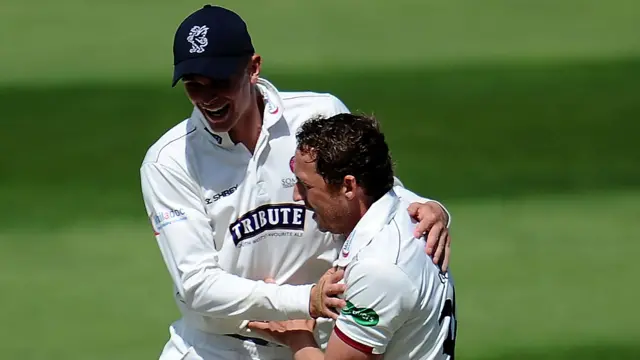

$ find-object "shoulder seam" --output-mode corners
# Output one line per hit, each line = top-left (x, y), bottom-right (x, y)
(280, 93), (334, 101)
(153, 126), (197, 163)
(391, 219), (402, 265)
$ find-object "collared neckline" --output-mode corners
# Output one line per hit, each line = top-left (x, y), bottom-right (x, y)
(334, 189), (400, 268)
(194, 77), (285, 149)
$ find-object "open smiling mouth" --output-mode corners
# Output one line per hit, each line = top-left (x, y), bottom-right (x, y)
(203, 103), (230, 118)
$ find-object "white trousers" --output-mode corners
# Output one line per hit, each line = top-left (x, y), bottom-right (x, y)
(158, 319), (294, 360)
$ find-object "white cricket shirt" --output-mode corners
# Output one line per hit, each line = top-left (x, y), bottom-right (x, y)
(140, 78), (448, 346)
(334, 189), (457, 359)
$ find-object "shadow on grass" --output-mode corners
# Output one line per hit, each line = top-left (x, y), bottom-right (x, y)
(470, 343), (640, 360)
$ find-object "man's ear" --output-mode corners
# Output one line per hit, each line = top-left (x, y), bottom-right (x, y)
(249, 54), (262, 84)
(343, 175), (357, 200)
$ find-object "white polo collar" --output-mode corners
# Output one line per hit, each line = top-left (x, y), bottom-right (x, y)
(194, 77), (286, 149)
(334, 189), (400, 268)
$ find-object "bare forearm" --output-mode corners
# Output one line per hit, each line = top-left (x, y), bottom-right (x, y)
(294, 346), (325, 360)
(291, 334), (325, 360)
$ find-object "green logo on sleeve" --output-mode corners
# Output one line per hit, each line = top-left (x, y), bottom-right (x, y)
(341, 300), (379, 326)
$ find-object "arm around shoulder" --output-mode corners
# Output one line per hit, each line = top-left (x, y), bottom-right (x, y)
(392, 179), (452, 228)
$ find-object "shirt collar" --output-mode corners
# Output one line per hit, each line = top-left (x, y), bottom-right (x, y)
(334, 189), (401, 268)
(194, 77), (285, 149)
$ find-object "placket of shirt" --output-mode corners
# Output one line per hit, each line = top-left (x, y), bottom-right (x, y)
(251, 127), (272, 201)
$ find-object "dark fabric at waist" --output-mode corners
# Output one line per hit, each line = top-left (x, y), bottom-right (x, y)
(225, 333), (281, 347)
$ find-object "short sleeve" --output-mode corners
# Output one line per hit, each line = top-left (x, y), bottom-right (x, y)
(334, 259), (417, 355)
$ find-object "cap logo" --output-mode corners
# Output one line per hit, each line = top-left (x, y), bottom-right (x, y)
(187, 25), (209, 54)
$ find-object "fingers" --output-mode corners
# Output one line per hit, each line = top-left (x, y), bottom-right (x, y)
(326, 297), (347, 311)
(324, 283), (346, 297)
(310, 267), (348, 319)
(324, 267), (337, 276)
(329, 268), (345, 283)
(324, 310), (339, 320)
(410, 202), (450, 238)
(247, 321), (271, 331)
(322, 304), (340, 320)
(321, 277), (347, 320)
(413, 212), (436, 239)
(439, 233), (452, 272)
(264, 277), (276, 284)
(319, 295), (346, 320)
(424, 222), (443, 256)
(432, 226), (447, 268)
(323, 269), (345, 297)
(407, 202), (421, 217)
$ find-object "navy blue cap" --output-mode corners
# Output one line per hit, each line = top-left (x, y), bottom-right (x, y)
(172, 5), (255, 86)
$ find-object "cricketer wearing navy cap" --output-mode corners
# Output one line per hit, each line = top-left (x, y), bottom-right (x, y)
(141, 4), (454, 360)
(172, 5), (255, 87)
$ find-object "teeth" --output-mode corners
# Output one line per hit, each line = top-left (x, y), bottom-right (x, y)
(205, 103), (228, 112)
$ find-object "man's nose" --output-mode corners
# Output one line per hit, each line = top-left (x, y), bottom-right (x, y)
(293, 183), (302, 202)
(201, 96), (223, 106)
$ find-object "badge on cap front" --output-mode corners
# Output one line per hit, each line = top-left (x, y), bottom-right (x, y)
(187, 25), (209, 54)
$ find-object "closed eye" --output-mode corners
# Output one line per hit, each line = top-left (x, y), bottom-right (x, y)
(296, 177), (311, 189)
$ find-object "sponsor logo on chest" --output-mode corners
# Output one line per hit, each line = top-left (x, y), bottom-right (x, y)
(229, 204), (306, 245)
(205, 184), (238, 204)
(281, 177), (297, 188)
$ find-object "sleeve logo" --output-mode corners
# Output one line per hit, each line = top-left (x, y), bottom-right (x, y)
(152, 208), (188, 230)
(341, 300), (379, 326)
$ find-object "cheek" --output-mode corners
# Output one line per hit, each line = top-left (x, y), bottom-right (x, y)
(185, 86), (213, 104)
(234, 84), (251, 107)
(316, 196), (341, 217)
(237, 78), (256, 103)
(304, 192), (317, 207)
(304, 191), (324, 209)
(184, 88), (199, 103)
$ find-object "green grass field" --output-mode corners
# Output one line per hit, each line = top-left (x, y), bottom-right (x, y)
(1, 0), (639, 358)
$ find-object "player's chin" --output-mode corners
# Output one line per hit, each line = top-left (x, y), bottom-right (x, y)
(314, 215), (330, 233)
(206, 115), (237, 133)
(317, 226), (330, 233)
(208, 120), (235, 133)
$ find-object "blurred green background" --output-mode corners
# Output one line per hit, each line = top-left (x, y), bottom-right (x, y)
(1, 0), (639, 359)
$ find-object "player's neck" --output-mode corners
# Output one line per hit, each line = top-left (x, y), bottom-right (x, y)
(228, 90), (263, 153)
(342, 198), (372, 237)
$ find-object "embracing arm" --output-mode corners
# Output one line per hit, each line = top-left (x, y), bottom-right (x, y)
(141, 161), (313, 321)
(392, 176), (451, 228)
